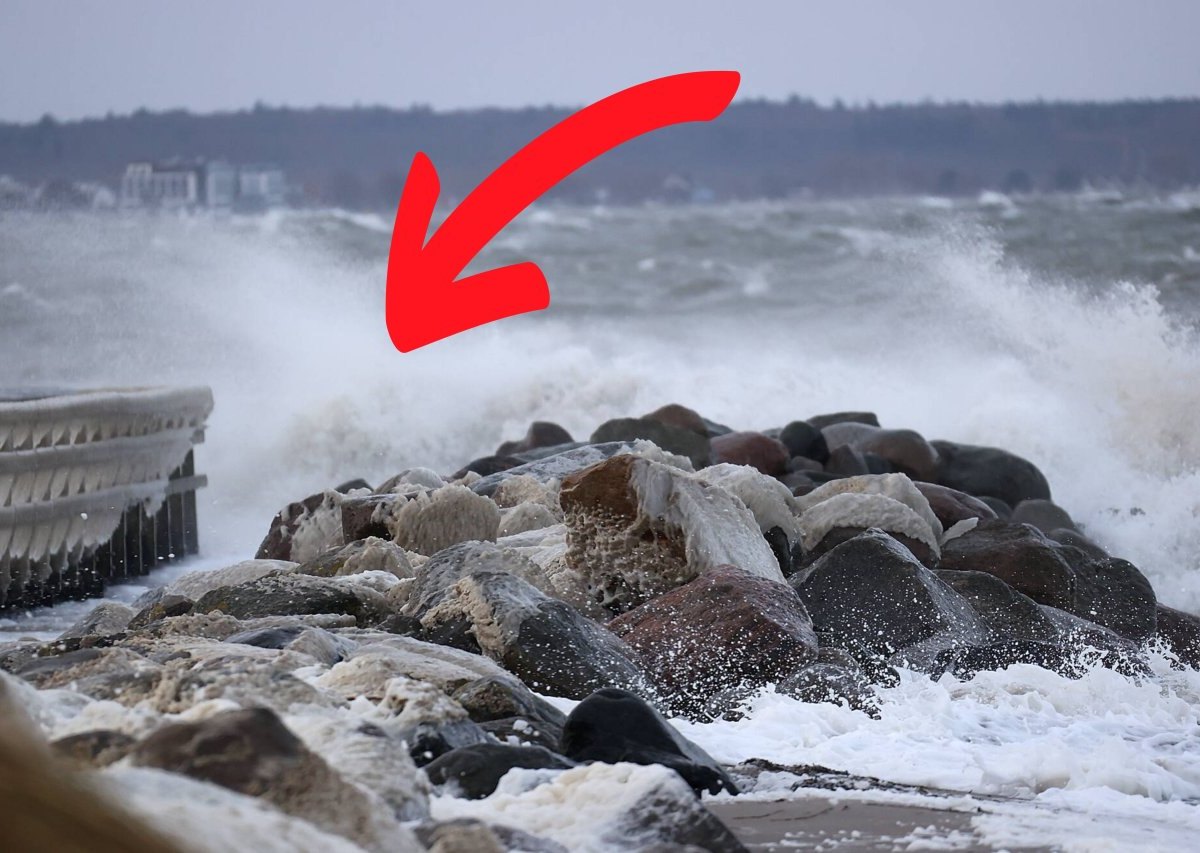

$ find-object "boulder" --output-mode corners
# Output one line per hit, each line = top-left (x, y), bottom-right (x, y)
(314, 636), (512, 698)
(710, 431), (790, 476)
(915, 482), (998, 529)
(295, 537), (413, 579)
(1154, 605), (1200, 669)
(794, 473), (949, 566)
(381, 468), (449, 493)
(935, 569), (1060, 643)
(930, 639), (1091, 680)
(470, 442), (641, 497)
(939, 520), (1157, 641)
(51, 729), (137, 769)
(1011, 499), (1078, 534)
(424, 743), (575, 799)
(225, 625), (357, 666)
(105, 766), (403, 853)
(58, 602), (135, 641)
(127, 594), (195, 630)
(403, 541), (557, 624)
(491, 503), (552, 540)
(433, 762), (746, 852)
(256, 490), (345, 562)
(792, 530), (989, 664)
(451, 455), (524, 480)
(128, 707), (409, 850)
(415, 819), (566, 853)
(590, 417), (712, 469)
(930, 440), (1052, 507)
(776, 660), (877, 714)
(497, 421), (575, 456)
(418, 570), (654, 700)
(193, 573), (390, 626)
(822, 423), (939, 482)
(642, 403), (710, 437)
(779, 420), (830, 463)
(451, 676), (567, 729)
(608, 565), (817, 718)
(560, 688), (739, 796)
(284, 713), (431, 822)
(824, 445), (872, 477)
(807, 411), (880, 430)
(17, 647), (164, 705)
(166, 559), (296, 601)
(384, 485), (501, 556)
(559, 454), (783, 613)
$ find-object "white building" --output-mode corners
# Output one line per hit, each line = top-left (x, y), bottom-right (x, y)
(120, 160), (286, 210)
(237, 165), (286, 208)
(120, 162), (201, 209)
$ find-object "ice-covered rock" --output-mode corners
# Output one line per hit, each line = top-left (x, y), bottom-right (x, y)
(296, 537), (414, 580)
(497, 502), (560, 537)
(384, 484), (500, 556)
(166, 559), (298, 601)
(560, 454), (783, 613)
(256, 490), (346, 563)
(433, 761), (746, 852)
(419, 570), (653, 700)
(128, 706), (416, 851)
(794, 473), (961, 563)
(108, 766), (411, 853)
(286, 709), (432, 821)
(697, 462), (802, 541)
(314, 636), (511, 699)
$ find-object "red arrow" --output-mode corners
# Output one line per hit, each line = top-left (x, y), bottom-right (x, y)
(386, 71), (741, 352)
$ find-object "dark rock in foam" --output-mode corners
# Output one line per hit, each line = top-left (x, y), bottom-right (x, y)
(560, 687), (739, 796)
(424, 743), (575, 799)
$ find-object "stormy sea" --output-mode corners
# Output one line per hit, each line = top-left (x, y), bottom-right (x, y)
(2, 189), (1199, 850)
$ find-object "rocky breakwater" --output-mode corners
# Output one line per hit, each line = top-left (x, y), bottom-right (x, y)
(2, 403), (1197, 852)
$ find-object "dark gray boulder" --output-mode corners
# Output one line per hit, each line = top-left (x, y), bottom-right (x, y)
(194, 573), (389, 626)
(930, 440), (1052, 507)
(560, 688), (738, 796)
(792, 529), (989, 666)
(590, 417), (712, 469)
(423, 743), (575, 799)
(935, 569), (1060, 643)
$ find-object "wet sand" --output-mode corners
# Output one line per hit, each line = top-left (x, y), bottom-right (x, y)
(709, 797), (1054, 852)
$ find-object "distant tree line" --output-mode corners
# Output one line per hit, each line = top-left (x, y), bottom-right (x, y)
(1, 97), (1198, 208)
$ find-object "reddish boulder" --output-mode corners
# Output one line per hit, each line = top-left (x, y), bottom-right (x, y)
(822, 423), (939, 482)
(939, 520), (1076, 610)
(643, 403), (710, 437)
(710, 431), (790, 476)
(256, 490), (343, 562)
(496, 421), (574, 456)
(609, 565), (817, 718)
(915, 482), (998, 530)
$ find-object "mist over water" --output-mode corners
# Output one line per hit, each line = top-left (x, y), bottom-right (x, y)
(1, 193), (1198, 611)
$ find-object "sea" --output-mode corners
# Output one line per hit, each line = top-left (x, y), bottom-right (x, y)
(2, 189), (1199, 850)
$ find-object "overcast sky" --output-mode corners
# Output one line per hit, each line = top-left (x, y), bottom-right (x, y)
(2, 0), (1198, 123)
